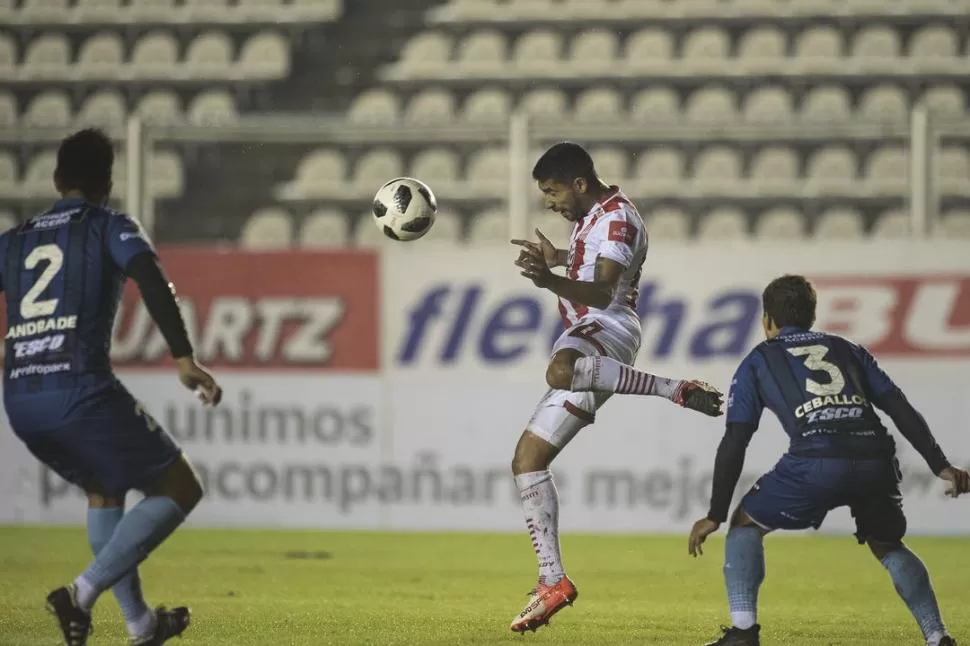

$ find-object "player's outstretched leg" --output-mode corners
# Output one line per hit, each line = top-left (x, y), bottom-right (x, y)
(870, 541), (954, 646)
(47, 456), (202, 645)
(568, 355), (724, 416)
(509, 431), (578, 633)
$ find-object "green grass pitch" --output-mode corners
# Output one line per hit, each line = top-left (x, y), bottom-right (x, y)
(0, 527), (967, 645)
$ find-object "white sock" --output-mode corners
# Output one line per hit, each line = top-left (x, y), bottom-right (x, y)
(73, 576), (98, 612)
(515, 471), (565, 585)
(128, 608), (157, 639)
(731, 611), (757, 630)
(571, 356), (683, 399)
(927, 632), (947, 646)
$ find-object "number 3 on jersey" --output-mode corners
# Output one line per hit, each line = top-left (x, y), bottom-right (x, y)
(20, 244), (64, 319)
(787, 345), (846, 397)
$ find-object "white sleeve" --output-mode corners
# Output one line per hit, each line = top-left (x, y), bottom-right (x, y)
(592, 211), (637, 268)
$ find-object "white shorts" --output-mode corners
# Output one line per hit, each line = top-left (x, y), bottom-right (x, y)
(525, 309), (641, 449)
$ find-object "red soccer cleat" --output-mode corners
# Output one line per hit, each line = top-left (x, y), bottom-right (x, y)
(509, 577), (579, 634)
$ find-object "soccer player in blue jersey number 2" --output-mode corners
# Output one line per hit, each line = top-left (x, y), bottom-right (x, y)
(689, 275), (969, 646)
(0, 129), (222, 646)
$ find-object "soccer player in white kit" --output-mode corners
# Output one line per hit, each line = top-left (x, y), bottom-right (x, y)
(508, 142), (725, 633)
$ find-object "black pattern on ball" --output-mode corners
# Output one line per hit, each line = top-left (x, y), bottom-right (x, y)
(402, 216), (431, 233)
(382, 225), (400, 240)
(416, 185), (437, 211)
(373, 200), (388, 219)
(393, 185), (413, 214)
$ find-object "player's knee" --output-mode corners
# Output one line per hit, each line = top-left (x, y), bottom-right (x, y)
(867, 538), (904, 561)
(149, 454), (204, 514)
(545, 354), (580, 391)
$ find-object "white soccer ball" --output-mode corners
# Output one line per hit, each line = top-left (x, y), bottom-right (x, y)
(372, 177), (438, 241)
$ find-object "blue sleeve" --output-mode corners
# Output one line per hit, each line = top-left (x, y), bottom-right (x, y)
(726, 352), (764, 427)
(105, 212), (156, 271)
(853, 344), (900, 401)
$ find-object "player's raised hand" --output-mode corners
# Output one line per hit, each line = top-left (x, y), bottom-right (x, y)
(176, 356), (222, 406)
(938, 466), (970, 498)
(688, 517), (720, 557)
(511, 228), (559, 268)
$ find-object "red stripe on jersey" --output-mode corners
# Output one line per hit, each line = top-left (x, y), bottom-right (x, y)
(564, 401), (595, 424)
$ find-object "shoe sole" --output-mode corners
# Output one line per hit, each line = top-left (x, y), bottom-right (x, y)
(510, 590), (579, 634)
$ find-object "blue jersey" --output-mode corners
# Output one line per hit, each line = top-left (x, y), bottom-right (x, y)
(727, 326), (900, 457)
(0, 198), (155, 399)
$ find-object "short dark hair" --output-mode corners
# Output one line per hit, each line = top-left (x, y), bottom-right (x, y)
(532, 141), (596, 184)
(55, 128), (113, 199)
(762, 274), (817, 329)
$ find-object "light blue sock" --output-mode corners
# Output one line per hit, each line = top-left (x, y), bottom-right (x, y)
(724, 526), (765, 630)
(880, 547), (947, 643)
(87, 507), (153, 634)
(75, 497), (185, 611)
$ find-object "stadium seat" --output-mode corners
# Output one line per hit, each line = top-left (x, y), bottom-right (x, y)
(299, 209), (349, 248)
(290, 0), (341, 20)
(22, 151), (58, 199)
(629, 88), (679, 122)
(0, 153), (17, 195)
(519, 89), (568, 121)
(76, 90), (127, 129)
(23, 91), (72, 128)
(76, 0), (122, 23)
(685, 86), (737, 124)
(21, 0), (68, 22)
(806, 146), (857, 195)
(635, 148), (684, 194)
(794, 27), (842, 73)
(129, 0), (175, 22)
(865, 146), (908, 196)
(457, 30), (506, 75)
(348, 90), (400, 126)
(149, 150), (184, 199)
(693, 146), (742, 193)
(938, 147), (970, 195)
(850, 26), (901, 71)
(737, 27), (785, 73)
(569, 29), (618, 74)
(682, 27), (730, 73)
(0, 35), (15, 80)
(919, 85), (965, 118)
(0, 209), (15, 232)
(938, 210), (970, 238)
(755, 207), (805, 240)
(465, 147), (507, 196)
(240, 208), (293, 249)
(277, 149), (346, 200)
(871, 208), (910, 238)
(136, 91), (182, 125)
(131, 31), (179, 79)
(237, 0), (283, 22)
(815, 208), (864, 240)
(743, 86), (793, 123)
(187, 90), (238, 126)
(590, 147), (628, 184)
(0, 92), (16, 128)
(749, 146), (798, 194)
(239, 31), (290, 80)
(802, 86), (852, 123)
(513, 30), (562, 74)
(625, 28), (673, 71)
(410, 148), (460, 194)
(462, 88), (511, 124)
(184, 0), (228, 22)
(647, 207), (690, 241)
(394, 32), (452, 79)
(530, 211), (572, 248)
(23, 33), (71, 79)
(353, 210), (395, 248)
(468, 209), (508, 244)
(697, 207), (748, 240)
(185, 31), (234, 79)
(858, 85), (908, 122)
(353, 149), (404, 193)
(574, 88), (622, 121)
(404, 88), (456, 125)
(910, 26), (958, 65)
(76, 32), (124, 80)
(422, 209), (462, 244)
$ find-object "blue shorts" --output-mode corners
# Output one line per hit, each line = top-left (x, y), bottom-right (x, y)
(741, 454), (906, 544)
(8, 384), (181, 497)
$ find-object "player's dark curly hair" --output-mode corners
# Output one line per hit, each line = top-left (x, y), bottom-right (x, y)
(55, 128), (114, 201)
(532, 142), (597, 185)
(762, 274), (817, 330)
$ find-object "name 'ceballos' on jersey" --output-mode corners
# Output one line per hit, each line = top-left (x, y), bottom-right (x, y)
(727, 327), (900, 456)
(560, 187), (648, 327)
(0, 198), (155, 397)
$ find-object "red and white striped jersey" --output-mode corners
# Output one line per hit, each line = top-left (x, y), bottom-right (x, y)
(558, 187), (648, 327)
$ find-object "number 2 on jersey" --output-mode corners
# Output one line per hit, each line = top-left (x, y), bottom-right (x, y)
(20, 244), (64, 319)
(786, 344), (846, 397)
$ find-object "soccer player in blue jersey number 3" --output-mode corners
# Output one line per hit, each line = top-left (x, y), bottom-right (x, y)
(689, 275), (969, 646)
(0, 129), (222, 646)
